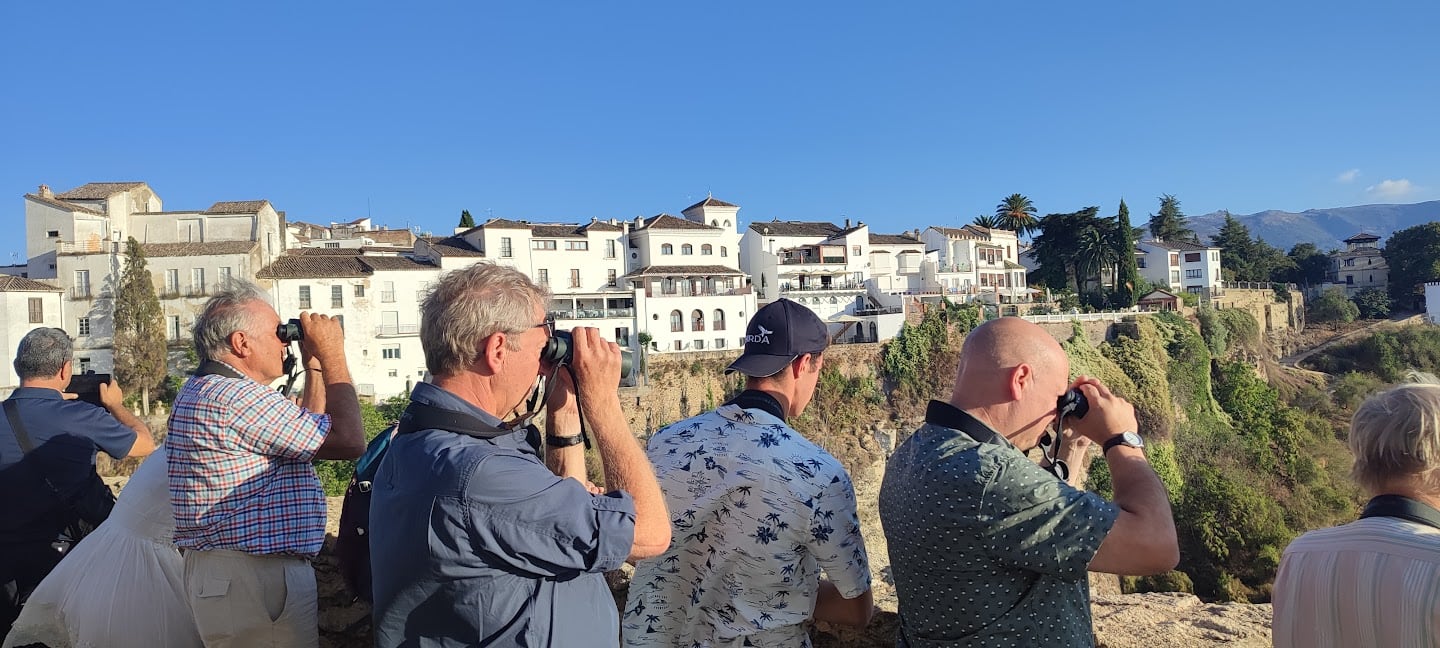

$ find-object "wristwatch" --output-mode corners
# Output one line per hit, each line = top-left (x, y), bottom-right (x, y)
(1102, 431), (1145, 454)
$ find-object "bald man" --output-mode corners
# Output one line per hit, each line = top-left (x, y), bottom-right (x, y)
(878, 317), (1177, 647)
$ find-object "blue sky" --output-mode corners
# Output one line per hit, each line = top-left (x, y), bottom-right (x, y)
(2, 1), (1437, 264)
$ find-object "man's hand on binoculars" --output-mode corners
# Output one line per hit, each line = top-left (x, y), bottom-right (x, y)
(566, 326), (622, 401)
(298, 312), (347, 368)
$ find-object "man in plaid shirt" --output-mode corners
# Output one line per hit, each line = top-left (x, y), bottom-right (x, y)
(167, 282), (364, 648)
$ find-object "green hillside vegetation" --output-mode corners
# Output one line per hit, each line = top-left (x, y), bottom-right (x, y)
(871, 306), (1360, 602)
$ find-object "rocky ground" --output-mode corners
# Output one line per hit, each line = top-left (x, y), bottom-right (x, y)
(312, 457), (1275, 647)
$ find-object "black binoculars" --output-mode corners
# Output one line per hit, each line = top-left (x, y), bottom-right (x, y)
(541, 330), (634, 379)
(277, 319), (304, 344)
(1057, 388), (1089, 419)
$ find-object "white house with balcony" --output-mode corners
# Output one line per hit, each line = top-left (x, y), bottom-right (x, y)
(1136, 239), (1222, 294)
(257, 251), (439, 399)
(1325, 232), (1388, 297)
(0, 275), (65, 394)
(921, 226), (1030, 307)
(628, 199), (754, 354)
(17, 183), (287, 372)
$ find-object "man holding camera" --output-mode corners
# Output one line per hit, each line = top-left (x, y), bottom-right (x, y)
(167, 282), (364, 648)
(1, 327), (155, 639)
(879, 317), (1177, 647)
(369, 262), (669, 647)
(623, 298), (874, 647)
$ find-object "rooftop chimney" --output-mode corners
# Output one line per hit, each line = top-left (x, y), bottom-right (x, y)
(844, 218), (851, 228)
(38, 184), (52, 198)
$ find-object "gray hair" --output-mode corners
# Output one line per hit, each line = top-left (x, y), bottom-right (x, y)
(1350, 373), (1440, 493)
(420, 262), (550, 377)
(194, 281), (272, 361)
(15, 327), (73, 379)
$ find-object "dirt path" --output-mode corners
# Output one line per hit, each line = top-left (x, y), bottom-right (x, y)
(1281, 313), (1423, 374)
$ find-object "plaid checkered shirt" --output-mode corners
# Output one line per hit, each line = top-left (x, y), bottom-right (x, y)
(168, 367), (332, 557)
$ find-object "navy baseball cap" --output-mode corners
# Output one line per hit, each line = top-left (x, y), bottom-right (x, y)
(725, 299), (830, 377)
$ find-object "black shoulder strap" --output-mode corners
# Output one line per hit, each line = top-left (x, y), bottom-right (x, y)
(1359, 494), (1440, 531)
(4, 399), (36, 454)
(194, 360), (246, 380)
(396, 401), (510, 440)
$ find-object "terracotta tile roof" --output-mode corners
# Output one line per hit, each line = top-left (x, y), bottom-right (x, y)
(1335, 246), (1384, 256)
(623, 264), (744, 278)
(683, 196), (738, 211)
(359, 256), (436, 271)
(747, 220), (840, 237)
(930, 225), (1003, 241)
(532, 224), (585, 238)
(1344, 232), (1382, 242)
(1143, 239), (1215, 252)
(423, 236), (485, 257)
(54, 182), (146, 200)
(142, 241), (259, 257)
(869, 233), (922, 245)
(581, 220), (624, 232)
(644, 214), (715, 230)
(0, 275), (63, 292)
(290, 247), (363, 255)
(477, 218), (532, 230)
(256, 255), (370, 279)
(364, 230), (415, 246)
(1003, 261), (1026, 270)
(204, 200), (271, 214)
(24, 193), (103, 215)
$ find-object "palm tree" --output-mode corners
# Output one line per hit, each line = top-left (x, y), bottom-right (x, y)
(1075, 221), (1120, 294)
(971, 215), (1002, 229)
(995, 194), (1039, 236)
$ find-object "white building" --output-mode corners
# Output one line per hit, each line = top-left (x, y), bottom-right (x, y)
(920, 226), (1030, 307)
(628, 199), (754, 353)
(1426, 282), (1440, 325)
(1326, 232), (1388, 297)
(1136, 239), (1222, 294)
(0, 275), (66, 393)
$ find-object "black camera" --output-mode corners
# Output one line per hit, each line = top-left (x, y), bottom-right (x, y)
(541, 330), (634, 379)
(277, 319), (303, 344)
(65, 372), (109, 407)
(1057, 388), (1089, 419)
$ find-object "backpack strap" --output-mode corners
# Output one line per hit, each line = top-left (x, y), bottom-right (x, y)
(396, 401), (510, 439)
(1359, 494), (1440, 531)
(193, 360), (246, 380)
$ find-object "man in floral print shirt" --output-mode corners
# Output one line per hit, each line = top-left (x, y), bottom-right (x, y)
(624, 299), (874, 647)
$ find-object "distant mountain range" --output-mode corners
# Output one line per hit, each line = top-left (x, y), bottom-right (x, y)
(1186, 201), (1440, 252)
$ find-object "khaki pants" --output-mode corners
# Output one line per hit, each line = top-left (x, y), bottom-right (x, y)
(183, 549), (318, 648)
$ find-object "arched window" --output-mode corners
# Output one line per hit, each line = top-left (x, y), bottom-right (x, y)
(713, 309), (726, 331)
(701, 244), (713, 255)
(661, 243), (673, 255)
(692, 309), (705, 331)
(682, 244), (694, 255)
(721, 246), (728, 257)
(670, 310), (683, 332)
(711, 220), (718, 226)
(724, 220), (731, 227)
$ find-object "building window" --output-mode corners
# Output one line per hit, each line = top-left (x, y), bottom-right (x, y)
(569, 269), (581, 288)
(715, 338), (726, 349)
(1169, 253), (1179, 266)
(501, 237), (513, 258)
(381, 281), (395, 302)
(681, 244), (693, 255)
(382, 345), (401, 359)
(695, 339), (705, 350)
(532, 240), (557, 250)
(168, 315), (181, 340)
(331, 285), (344, 308)
(388, 369), (398, 377)
(1185, 269), (1202, 279)
(713, 309), (726, 331)
(537, 269), (549, 286)
(692, 309), (705, 331)
(1137, 257), (1147, 269)
(606, 240), (617, 259)
(77, 357), (91, 373)
(853, 245), (861, 256)
(165, 269), (180, 296)
(354, 284), (365, 297)
(47, 230), (60, 237)
(701, 244), (713, 255)
(661, 244), (674, 255)
(720, 246), (728, 257)
(1185, 252), (1201, 263)
(607, 269), (618, 287)
(299, 285), (312, 309)
(218, 266), (232, 287)
(1346, 275), (1354, 285)
(323, 242), (341, 248)
(1170, 270), (1180, 283)
(670, 310), (683, 332)
(615, 327), (630, 345)
(74, 270), (91, 298)
(28, 298), (43, 323)
(566, 240), (589, 251)
(78, 317), (91, 336)
(1344, 258), (1355, 267)
(674, 340), (683, 351)
(191, 268), (206, 296)
(1211, 251), (1219, 261)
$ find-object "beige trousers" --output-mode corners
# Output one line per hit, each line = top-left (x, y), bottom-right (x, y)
(183, 549), (318, 648)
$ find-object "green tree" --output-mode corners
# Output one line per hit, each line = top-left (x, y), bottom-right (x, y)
(994, 194), (1039, 237)
(1147, 194), (1196, 243)
(458, 209), (475, 228)
(1210, 212), (1255, 280)
(1075, 218), (1120, 300)
(1281, 243), (1331, 286)
(1383, 222), (1440, 308)
(1029, 207), (1103, 295)
(1352, 287), (1391, 319)
(971, 215), (1002, 229)
(1310, 287), (1359, 323)
(1113, 200), (1141, 307)
(112, 237), (168, 414)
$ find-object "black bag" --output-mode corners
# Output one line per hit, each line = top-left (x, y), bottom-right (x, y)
(335, 401), (519, 602)
(2, 400), (117, 554)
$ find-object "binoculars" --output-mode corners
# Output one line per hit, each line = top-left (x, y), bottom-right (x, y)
(542, 330), (634, 379)
(277, 319), (304, 344)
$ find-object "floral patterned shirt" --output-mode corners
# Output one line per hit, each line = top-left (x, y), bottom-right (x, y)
(624, 391), (871, 647)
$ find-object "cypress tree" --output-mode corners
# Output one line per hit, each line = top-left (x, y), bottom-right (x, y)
(112, 237), (168, 414)
(1114, 200), (1141, 307)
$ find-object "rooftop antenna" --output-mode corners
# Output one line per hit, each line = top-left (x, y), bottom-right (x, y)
(367, 198), (372, 219)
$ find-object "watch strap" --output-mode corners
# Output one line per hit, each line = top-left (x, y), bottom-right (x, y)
(1102, 433), (1137, 454)
(546, 434), (585, 448)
